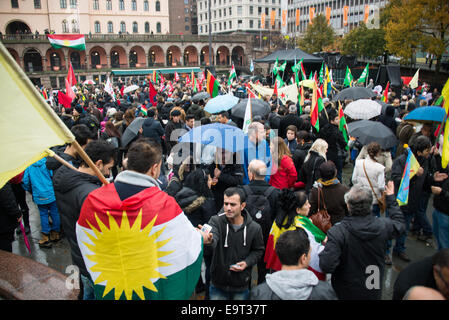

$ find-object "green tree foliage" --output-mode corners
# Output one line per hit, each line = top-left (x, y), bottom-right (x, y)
(341, 23), (386, 59)
(298, 14), (336, 53)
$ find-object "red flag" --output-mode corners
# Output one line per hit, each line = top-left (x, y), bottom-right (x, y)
(174, 72), (180, 82)
(273, 80), (278, 96)
(67, 62), (77, 86)
(149, 80), (158, 106)
(382, 81), (390, 102)
(58, 90), (72, 109)
(120, 85), (124, 97)
(186, 75), (191, 85)
(65, 79), (76, 100)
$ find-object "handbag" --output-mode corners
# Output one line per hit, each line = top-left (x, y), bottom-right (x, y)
(310, 187), (332, 234)
(362, 160), (387, 213)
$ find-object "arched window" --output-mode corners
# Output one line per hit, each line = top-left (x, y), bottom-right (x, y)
(155, 1), (160, 12)
(107, 21), (113, 33)
(91, 51), (100, 67)
(70, 51), (81, 69)
(145, 22), (150, 33)
(72, 19), (79, 33)
(156, 22), (161, 33)
(94, 21), (101, 33)
(144, 0), (149, 11)
(132, 22), (138, 33)
(62, 20), (69, 33)
(120, 21), (126, 33)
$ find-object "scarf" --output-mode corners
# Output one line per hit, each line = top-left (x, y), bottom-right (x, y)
(315, 177), (339, 187)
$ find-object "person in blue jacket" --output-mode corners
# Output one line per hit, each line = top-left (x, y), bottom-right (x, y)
(22, 158), (61, 248)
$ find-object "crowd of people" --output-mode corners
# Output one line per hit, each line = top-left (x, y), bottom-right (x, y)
(1, 72), (449, 301)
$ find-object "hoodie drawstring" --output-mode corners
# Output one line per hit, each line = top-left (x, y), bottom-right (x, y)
(243, 225), (247, 246)
(224, 224), (229, 248)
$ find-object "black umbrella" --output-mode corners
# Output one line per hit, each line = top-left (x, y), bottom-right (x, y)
(192, 92), (210, 102)
(231, 98), (270, 119)
(333, 87), (376, 101)
(347, 120), (398, 149)
(121, 117), (145, 148)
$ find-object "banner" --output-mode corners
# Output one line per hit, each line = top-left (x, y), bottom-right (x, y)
(364, 5), (370, 24)
(261, 13), (266, 29)
(296, 9), (300, 26)
(282, 10), (287, 26)
(343, 6), (349, 26)
(309, 7), (315, 24)
(326, 7), (331, 25)
(271, 9), (276, 27)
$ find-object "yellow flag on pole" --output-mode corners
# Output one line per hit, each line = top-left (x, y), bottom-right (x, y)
(0, 42), (75, 189)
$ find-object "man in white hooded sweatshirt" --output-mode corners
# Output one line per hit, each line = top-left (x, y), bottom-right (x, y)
(250, 229), (337, 300)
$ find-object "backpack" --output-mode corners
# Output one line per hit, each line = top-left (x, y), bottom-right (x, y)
(243, 185), (276, 236)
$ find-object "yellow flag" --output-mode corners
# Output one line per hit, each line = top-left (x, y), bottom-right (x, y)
(442, 118), (449, 169)
(442, 77), (449, 114)
(0, 42), (75, 189)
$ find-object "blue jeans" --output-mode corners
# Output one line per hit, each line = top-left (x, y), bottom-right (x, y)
(37, 201), (60, 234)
(411, 192), (432, 236)
(432, 209), (449, 250)
(80, 274), (96, 300)
(209, 284), (249, 300)
(392, 209), (414, 254)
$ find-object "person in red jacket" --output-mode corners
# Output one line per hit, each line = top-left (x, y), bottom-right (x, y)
(269, 137), (297, 190)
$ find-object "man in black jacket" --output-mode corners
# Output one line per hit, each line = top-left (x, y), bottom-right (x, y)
(319, 181), (405, 300)
(278, 104), (303, 139)
(52, 140), (116, 300)
(292, 131), (314, 179)
(243, 159), (279, 284)
(318, 109), (347, 181)
(204, 187), (265, 300)
(142, 108), (164, 146)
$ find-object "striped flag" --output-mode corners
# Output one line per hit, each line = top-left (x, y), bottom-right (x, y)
(338, 101), (349, 150)
(242, 97), (252, 134)
(47, 34), (86, 51)
(382, 81), (390, 102)
(206, 70), (220, 98)
(396, 146), (420, 206)
(140, 105), (148, 116)
(76, 183), (203, 300)
(174, 72), (180, 82)
(228, 64), (237, 86)
(264, 215), (326, 280)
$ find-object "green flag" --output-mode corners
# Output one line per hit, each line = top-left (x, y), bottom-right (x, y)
(343, 66), (353, 87)
(228, 64), (237, 86)
(357, 63), (369, 84)
(309, 71), (314, 80)
(272, 58), (279, 75)
(319, 62), (324, 84)
(278, 61), (287, 72)
(275, 74), (285, 88)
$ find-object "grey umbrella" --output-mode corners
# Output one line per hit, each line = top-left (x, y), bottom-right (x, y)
(347, 120), (398, 149)
(231, 98), (270, 119)
(121, 117), (145, 148)
(333, 87), (376, 101)
(192, 91), (210, 102)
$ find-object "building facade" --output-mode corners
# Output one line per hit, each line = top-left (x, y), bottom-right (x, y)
(197, 0), (283, 35)
(168, 0), (198, 35)
(286, 0), (387, 37)
(0, 0), (170, 36)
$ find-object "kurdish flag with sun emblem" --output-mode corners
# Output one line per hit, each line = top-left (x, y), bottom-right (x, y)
(76, 183), (203, 300)
(47, 34), (86, 51)
(264, 215), (326, 280)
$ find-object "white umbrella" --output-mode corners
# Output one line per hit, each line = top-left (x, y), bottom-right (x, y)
(343, 99), (382, 120)
(123, 85), (139, 94)
(83, 80), (96, 85)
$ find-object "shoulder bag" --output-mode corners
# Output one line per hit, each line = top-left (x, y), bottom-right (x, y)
(310, 187), (332, 233)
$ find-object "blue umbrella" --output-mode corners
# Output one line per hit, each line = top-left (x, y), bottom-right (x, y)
(178, 123), (246, 153)
(204, 94), (240, 114)
(403, 106), (446, 123)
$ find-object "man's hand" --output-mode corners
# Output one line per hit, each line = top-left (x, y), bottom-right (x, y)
(385, 181), (395, 196)
(229, 261), (247, 272)
(431, 186), (442, 195)
(214, 168), (221, 179)
(196, 225), (213, 245)
(434, 172), (448, 182)
(417, 167), (424, 176)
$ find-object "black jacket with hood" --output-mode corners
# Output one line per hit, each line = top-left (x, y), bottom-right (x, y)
(174, 186), (216, 228)
(52, 165), (102, 277)
(142, 117), (165, 146)
(205, 209), (264, 292)
(319, 195), (405, 300)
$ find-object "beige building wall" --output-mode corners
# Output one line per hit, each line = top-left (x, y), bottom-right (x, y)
(0, 0), (169, 35)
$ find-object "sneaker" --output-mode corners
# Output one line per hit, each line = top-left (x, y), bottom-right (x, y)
(384, 255), (393, 266)
(50, 230), (61, 243)
(39, 233), (52, 248)
(393, 251), (411, 262)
